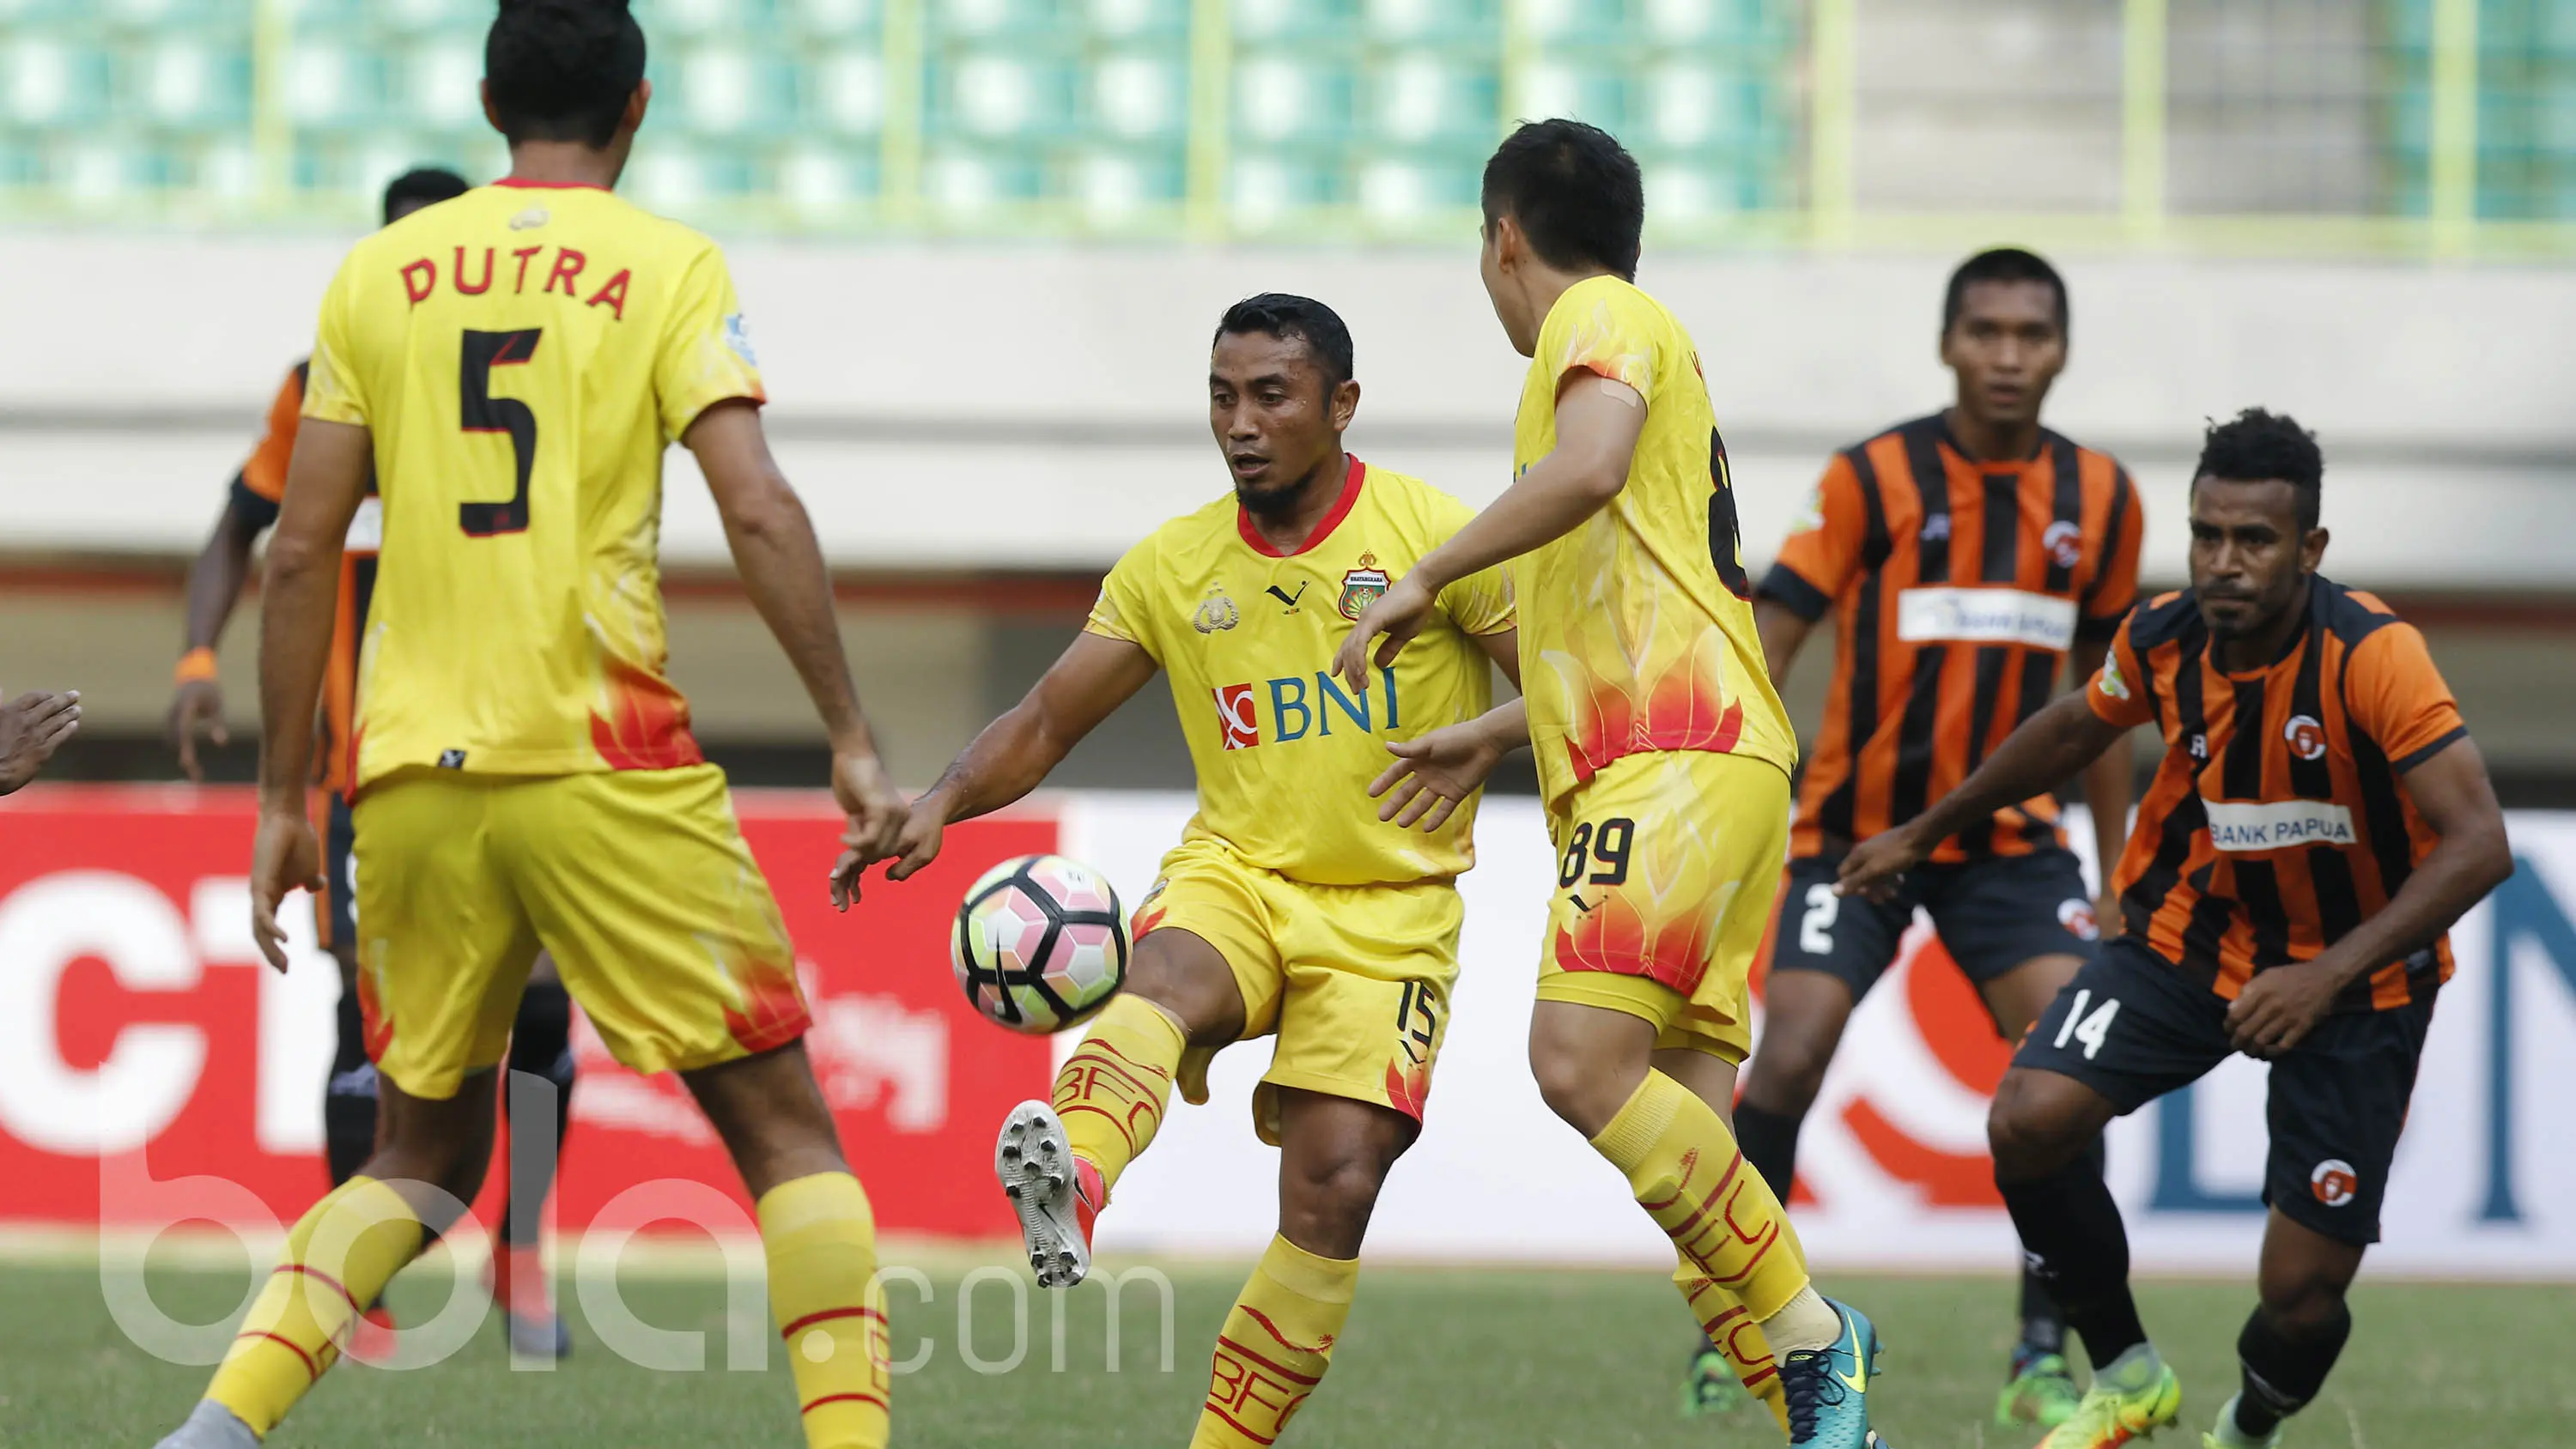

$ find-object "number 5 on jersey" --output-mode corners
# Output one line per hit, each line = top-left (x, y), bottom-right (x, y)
(459, 328), (542, 537)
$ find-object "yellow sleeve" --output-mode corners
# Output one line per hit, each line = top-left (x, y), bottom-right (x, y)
(655, 244), (768, 441)
(1083, 536), (1162, 663)
(1438, 562), (1516, 637)
(1540, 282), (1659, 404)
(301, 251), (369, 427)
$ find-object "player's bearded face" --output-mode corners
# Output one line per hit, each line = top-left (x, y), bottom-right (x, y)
(1209, 333), (1342, 517)
(2189, 477), (2321, 640)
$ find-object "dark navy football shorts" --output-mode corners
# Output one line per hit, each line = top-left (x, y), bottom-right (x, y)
(1770, 846), (2102, 1016)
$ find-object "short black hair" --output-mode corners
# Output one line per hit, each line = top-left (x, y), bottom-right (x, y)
(1481, 119), (1643, 282)
(2196, 407), (2324, 530)
(1212, 294), (1354, 389)
(1943, 247), (2069, 336)
(382, 167), (470, 224)
(485, 0), (647, 149)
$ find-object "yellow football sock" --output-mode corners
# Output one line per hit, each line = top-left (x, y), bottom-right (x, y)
(1676, 1254), (1791, 1436)
(206, 1175), (425, 1435)
(1591, 1070), (1812, 1323)
(1053, 993), (1187, 1198)
(759, 1172), (890, 1449)
(1190, 1234), (1357, 1448)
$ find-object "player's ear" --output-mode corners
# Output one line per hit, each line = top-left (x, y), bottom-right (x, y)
(624, 79), (652, 136)
(1330, 378), (1360, 433)
(480, 79), (502, 137)
(2302, 524), (2330, 573)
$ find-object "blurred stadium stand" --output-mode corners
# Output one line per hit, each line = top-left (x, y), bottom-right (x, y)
(0, 0), (2570, 800)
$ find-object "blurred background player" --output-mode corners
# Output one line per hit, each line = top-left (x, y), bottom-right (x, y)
(861, 294), (1518, 1449)
(1340, 119), (1881, 1449)
(1839, 409), (2512, 1449)
(167, 163), (579, 1365)
(1685, 247), (2144, 1428)
(153, 2), (908, 1446)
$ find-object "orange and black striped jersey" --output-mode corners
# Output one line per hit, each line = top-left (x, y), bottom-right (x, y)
(2088, 579), (2470, 1012)
(229, 360), (378, 797)
(1762, 415), (2142, 863)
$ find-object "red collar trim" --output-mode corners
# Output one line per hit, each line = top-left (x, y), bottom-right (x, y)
(493, 178), (610, 191)
(1237, 455), (1366, 558)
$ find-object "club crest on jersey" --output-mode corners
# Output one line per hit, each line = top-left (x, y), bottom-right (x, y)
(508, 206), (549, 231)
(1338, 553), (1391, 621)
(1192, 585), (1240, 634)
(2285, 713), (2329, 761)
(2098, 652), (2131, 700)
(2044, 519), (2084, 570)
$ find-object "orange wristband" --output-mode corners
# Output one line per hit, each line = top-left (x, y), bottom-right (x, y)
(175, 647), (219, 684)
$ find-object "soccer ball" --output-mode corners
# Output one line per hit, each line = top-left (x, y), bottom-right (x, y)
(951, 854), (1130, 1034)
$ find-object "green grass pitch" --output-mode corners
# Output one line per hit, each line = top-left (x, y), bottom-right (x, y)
(9, 1250), (2560, 1447)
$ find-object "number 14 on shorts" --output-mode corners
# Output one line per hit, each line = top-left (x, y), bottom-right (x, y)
(2053, 987), (2122, 1060)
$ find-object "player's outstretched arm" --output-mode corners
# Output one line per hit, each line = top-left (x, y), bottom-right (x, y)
(683, 402), (910, 907)
(886, 632), (1158, 878)
(2225, 737), (2511, 1056)
(1839, 689), (2126, 902)
(251, 417), (370, 969)
(169, 494), (266, 780)
(1334, 378), (1643, 691)
(1372, 696), (1528, 832)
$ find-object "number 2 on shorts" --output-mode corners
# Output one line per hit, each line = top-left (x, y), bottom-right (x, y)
(2051, 987), (2123, 1061)
(1799, 883), (1838, 955)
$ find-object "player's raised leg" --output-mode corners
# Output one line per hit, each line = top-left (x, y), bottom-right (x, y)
(1004, 921), (1249, 1287)
(1191, 1087), (1407, 1448)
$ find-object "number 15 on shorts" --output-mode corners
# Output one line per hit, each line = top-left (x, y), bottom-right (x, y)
(2053, 987), (2122, 1060)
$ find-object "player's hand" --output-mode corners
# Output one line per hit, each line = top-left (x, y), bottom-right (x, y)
(1330, 574), (1437, 694)
(0, 689), (80, 796)
(2224, 957), (2342, 1058)
(248, 803), (323, 972)
(882, 800), (948, 882)
(829, 750), (908, 912)
(1370, 723), (1502, 833)
(168, 679), (228, 784)
(1835, 824), (1928, 903)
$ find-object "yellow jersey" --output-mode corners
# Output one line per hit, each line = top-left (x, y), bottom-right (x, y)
(1510, 276), (1797, 810)
(301, 179), (767, 788)
(1085, 458), (1516, 886)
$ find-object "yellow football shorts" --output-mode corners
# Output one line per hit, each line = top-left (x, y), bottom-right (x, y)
(350, 763), (809, 1100)
(1535, 750), (1792, 1064)
(1134, 837), (1461, 1146)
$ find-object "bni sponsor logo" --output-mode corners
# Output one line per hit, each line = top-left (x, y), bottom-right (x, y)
(2204, 798), (2357, 852)
(1895, 587), (2078, 651)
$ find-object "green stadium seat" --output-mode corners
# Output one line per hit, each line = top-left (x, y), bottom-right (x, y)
(1369, 55), (1497, 143)
(1091, 53), (1186, 139)
(808, 48), (885, 136)
(787, 0), (879, 37)
(4, 38), (111, 126)
(137, 38), (252, 126)
(1236, 56), (1358, 142)
(402, 39), (487, 131)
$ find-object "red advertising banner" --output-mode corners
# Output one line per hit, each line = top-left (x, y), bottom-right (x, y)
(0, 785), (1057, 1238)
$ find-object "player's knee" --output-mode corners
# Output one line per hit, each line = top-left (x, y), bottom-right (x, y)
(1987, 1072), (2076, 1182)
(1280, 1151), (1389, 1256)
(1528, 1036), (1634, 1139)
(1123, 950), (1242, 1046)
(1741, 1031), (1832, 1117)
(2256, 1251), (2354, 1332)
